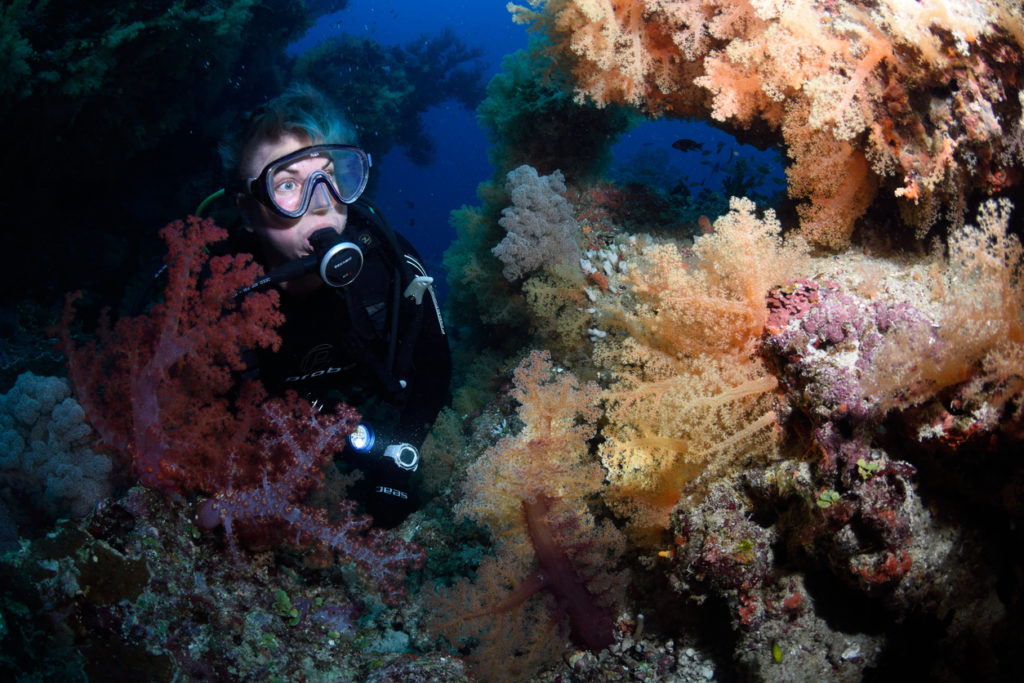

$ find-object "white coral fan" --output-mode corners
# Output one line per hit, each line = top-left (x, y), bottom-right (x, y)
(0, 371), (113, 519)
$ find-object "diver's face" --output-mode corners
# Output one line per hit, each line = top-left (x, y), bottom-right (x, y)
(239, 132), (349, 271)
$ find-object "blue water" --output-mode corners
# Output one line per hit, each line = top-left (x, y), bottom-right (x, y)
(291, 2), (527, 278)
(291, 1), (786, 280)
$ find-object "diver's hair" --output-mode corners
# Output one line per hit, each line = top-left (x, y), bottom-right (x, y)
(220, 84), (358, 180)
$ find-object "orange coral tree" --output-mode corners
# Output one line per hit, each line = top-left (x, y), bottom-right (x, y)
(511, 0), (1024, 246)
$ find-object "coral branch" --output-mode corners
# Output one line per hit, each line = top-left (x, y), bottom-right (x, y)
(58, 216), (424, 604)
(521, 497), (615, 651)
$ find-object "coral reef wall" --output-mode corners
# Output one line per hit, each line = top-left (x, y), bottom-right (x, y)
(424, 3), (1024, 670)
(430, 176), (1024, 681)
(4, 3), (1024, 681)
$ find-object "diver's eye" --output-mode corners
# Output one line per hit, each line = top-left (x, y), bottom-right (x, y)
(276, 179), (299, 193)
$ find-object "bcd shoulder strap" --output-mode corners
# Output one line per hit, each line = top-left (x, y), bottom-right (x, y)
(344, 199), (434, 400)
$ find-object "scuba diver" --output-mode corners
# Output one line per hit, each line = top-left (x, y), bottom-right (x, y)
(212, 85), (451, 528)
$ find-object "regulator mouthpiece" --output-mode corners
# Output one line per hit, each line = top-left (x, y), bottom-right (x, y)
(310, 228), (363, 288)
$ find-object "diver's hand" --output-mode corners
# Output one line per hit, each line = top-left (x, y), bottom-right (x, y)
(367, 462), (413, 528)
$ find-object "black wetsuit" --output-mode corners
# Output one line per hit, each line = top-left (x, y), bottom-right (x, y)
(246, 201), (451, 527)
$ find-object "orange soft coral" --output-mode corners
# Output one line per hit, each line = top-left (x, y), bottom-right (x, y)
(432, 350), (627, 677)
(513, 0), (1024, 246)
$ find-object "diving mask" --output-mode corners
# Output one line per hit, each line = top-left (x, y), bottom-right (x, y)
(243, 144), (371, 218)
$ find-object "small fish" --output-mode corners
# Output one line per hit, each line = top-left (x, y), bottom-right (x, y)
(672, 138), (703, 152)
(669, 181), (690, 198)
(405, 200), (415, 208)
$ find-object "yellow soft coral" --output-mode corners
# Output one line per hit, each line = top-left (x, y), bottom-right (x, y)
(594, 197), (807, 540)
(866, 198), (1024, 416)
(621, 197), (809, 358)
(598, 339), (780, 539)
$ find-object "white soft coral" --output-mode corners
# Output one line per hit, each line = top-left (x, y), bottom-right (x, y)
(0, 372), (113, 520)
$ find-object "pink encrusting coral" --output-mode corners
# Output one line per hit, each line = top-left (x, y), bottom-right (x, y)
(58, 217), (424, 605)
(763, 279), (940, 422)
(510, 0), (1024, 246)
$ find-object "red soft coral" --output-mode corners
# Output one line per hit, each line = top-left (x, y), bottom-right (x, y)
(58, 217), (424, 604)
(59, 216), (283, 494)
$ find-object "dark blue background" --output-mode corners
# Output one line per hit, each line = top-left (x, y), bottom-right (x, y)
(292, 1), (785, 278)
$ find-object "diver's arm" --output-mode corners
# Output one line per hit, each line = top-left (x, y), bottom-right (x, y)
(362, 242), (451, 527)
